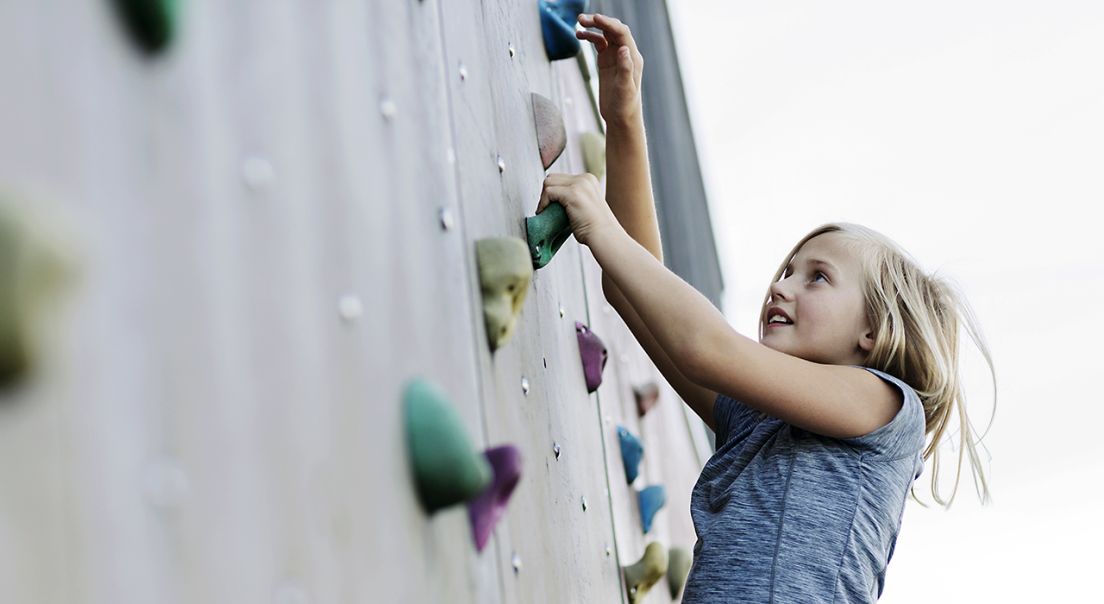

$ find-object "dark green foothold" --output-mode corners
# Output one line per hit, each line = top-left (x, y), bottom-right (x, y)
(403, 378), (492, 514)
(525, 203), (571, 269)
(667, 546), (692, 599)
(112, 0), (179, 55)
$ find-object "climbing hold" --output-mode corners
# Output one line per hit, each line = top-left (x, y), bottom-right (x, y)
(638, 485), (666, 533)
(0, 197), (78, 390)
(404, 378), (492, 513)
(623, 542), (669, 604)
(581, 132), (606, 180)
(525, 202), (571, 269)
(575, 321), (607, 393)
(476, 238), (533, 351)
(667, 546), (693, 599)
(468, 445), (523, 552)
(539, 0), (588, 61)
(111, 0), (179, 55)
(531, 93), (567, 169)
(617, 425), (643, 484)
(633, 383), (660, 417)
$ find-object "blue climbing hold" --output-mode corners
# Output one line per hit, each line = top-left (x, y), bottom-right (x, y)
(638, 485), (666, 534)
(539, 0), (588, 61)
(617, 425), (643, 484)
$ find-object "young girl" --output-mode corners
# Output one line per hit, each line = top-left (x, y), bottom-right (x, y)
(541, 13), (995, 602)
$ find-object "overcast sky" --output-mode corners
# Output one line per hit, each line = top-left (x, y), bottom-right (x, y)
(669, 1), (1104, 601)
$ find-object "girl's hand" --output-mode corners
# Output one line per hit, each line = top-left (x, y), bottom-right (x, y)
(576, 13), (643, 126)
(537, 173), (622, 247)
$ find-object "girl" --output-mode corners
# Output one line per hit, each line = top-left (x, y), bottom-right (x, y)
(540, 13), (996, 602)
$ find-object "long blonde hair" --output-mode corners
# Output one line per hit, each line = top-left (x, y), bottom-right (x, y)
(759, 223), (996, 508)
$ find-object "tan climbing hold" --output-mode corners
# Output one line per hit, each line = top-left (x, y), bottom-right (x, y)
(623, 541), (668, 604)
(581, 132), (606, 180)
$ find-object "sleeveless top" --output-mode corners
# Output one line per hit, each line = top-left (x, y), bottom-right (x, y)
(682, 367), (926, 603)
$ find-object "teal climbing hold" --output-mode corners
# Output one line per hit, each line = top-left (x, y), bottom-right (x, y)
(638, 485), (666, 533)
(617, 425), (643, 484)
(403, 378), (493, 513)
(539, 0), (588, 61)
(111, 0), (179, 55)
(525, 202), (571, 269)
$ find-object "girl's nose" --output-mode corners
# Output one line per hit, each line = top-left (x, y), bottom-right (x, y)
(769, 278), (792, 301)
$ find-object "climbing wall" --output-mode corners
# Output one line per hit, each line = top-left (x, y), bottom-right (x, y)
(0, 1), (714, 603)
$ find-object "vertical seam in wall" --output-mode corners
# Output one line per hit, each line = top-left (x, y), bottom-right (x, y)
(429, 0), (506, 601)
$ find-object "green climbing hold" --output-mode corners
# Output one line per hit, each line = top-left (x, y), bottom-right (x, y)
(623, 541), (668, 604)
(476, 237), (533, 352)
(403, 378), (492, 513)
(667, 546), (692, 599)
(111, 0), (179, 55)
(525, 202), (571, 269)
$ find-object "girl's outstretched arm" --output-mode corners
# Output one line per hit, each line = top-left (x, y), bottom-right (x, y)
(576, 13), (720, 428)
(585, 224), (898, 439)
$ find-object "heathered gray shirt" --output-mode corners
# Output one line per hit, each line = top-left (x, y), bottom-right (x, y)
(682, 367), (926, 603)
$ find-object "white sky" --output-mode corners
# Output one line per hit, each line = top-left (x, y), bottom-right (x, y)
(669, 1), (1104, 601)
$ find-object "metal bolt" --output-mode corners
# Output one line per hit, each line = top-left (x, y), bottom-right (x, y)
(380, 98), (397, 120)
(521, 377), (530, 395)
(439, 207), (454, 231)
(508, 45), (516, 58)
(553, 442), (561, 459)
(242, 156), (275, 191)
(605, 544), (612, 557)
(542, 356), (548, 369)
(338, 295), (363, 322)
(459, 64), (468, 81)
(512, 552), (523, 573)
(559, 305), (566, 318)
(497, 155), (506, 173)
(581, 496), (588, 511)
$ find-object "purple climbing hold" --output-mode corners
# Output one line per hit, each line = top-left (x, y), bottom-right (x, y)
(468, 445), (523, 552)
(575, 321), (607, 393)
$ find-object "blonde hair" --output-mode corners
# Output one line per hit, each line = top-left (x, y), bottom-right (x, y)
(759, 223), (996, 508)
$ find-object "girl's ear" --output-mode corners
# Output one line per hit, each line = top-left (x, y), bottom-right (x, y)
(858, 328), (876, 354)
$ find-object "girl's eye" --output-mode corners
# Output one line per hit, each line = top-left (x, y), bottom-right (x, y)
(811, 271), (828, 284)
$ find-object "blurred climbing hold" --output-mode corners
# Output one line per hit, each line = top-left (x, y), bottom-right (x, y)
(403, 378), (492, 513)
(0, 196), (78, 391)
(539, 0), (588, 61)
(476, 238), (533, 352)
(580, 132), (606, 180)
(633, 383), (660, 417)
(468, 444), (522, 552)
(531, 93), (567, 169)
(616, 425), (643, 484)
(638, 485), (666, 533)
(111, 0), (179, 55)
(623, 542), (668, 604)
(525, 202), (571, 269)
(667, 546), (692, 599)
(574, 321), (607, 393)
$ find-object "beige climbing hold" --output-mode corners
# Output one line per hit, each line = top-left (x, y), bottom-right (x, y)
(623, 541), (668, 604)
(0, 194), (79, 389)
(581, 132), (606, 180)
(475, 237), (533, 351)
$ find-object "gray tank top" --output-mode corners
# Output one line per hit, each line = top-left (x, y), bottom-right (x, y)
(682, 367), (926, 603)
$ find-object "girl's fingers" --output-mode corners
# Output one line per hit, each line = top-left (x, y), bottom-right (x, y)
(583, 13), (638, 54)
(575, 29), (608, 51)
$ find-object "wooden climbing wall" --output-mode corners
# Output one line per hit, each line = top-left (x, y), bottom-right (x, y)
(0, 1), (715, 603)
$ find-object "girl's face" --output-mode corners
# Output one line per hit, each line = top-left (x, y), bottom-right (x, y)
(760, 232), (874, 365)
